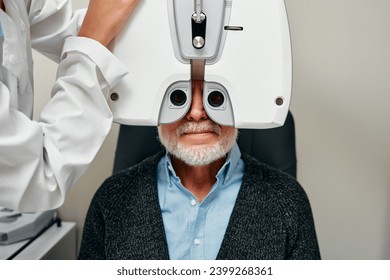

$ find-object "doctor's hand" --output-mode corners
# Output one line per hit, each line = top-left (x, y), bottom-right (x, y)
(78, 0), (141, 47)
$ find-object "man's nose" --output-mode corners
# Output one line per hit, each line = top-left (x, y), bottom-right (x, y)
(185, 80), (208, 122)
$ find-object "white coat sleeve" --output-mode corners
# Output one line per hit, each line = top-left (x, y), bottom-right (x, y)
(0, 37), (128, 212)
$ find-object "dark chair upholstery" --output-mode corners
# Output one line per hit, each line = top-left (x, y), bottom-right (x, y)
(113, 111), (296, 177)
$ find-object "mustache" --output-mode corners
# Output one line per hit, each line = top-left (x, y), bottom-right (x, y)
(176, 121), (221, 136)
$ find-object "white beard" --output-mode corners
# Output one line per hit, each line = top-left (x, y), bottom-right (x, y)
(158, 120), (237, 166)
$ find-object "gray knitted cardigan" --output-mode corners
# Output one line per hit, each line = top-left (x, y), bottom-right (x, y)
(78, 151), (320, 260)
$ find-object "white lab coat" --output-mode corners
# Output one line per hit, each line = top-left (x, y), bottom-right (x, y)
(0, 0), (128, 211)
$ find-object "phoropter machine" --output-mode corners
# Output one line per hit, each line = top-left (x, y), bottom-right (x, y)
(108, 0), (292, 128)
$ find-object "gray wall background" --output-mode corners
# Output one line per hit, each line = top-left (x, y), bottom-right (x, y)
(33, 0), (390, 259)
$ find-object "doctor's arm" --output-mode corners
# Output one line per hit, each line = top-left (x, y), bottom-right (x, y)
(0, 0), (141, 212)
(30, 0), (140, 61)
(78, 0), (140, 47)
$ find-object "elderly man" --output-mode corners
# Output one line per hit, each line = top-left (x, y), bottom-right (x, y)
(78, 80), (321, 260)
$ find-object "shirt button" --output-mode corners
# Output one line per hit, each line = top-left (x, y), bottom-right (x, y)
(190, 199), (197, 206)
(194, 239), (201, 246)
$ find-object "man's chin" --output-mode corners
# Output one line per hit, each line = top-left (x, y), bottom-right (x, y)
(178, 142), (216, 150)
(171, 144), (225, 166)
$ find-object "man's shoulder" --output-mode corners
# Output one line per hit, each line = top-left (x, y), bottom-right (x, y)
(108, 151), (163, 183)
(240, 153), (308, 203)
(92, 151), (164, 206)
(241, 152), (297, 184)
(239, 153), (314, 231)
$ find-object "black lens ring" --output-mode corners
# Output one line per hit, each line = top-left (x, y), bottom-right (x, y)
(207, 91), (225, 108)
(170, 89), (187, 107)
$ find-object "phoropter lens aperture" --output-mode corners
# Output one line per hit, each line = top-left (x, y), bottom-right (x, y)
(170, 90), (187, 106)
(207, 91), (225, 108)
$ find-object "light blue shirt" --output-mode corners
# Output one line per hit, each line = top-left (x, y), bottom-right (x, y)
(157, 142), (244, 260)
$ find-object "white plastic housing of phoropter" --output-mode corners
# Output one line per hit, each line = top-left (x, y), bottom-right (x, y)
(108, 0), (292, 128)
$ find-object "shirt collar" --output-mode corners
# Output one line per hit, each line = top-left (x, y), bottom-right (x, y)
(162, 141), (241, 186)
(216, 142), (241, 185)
